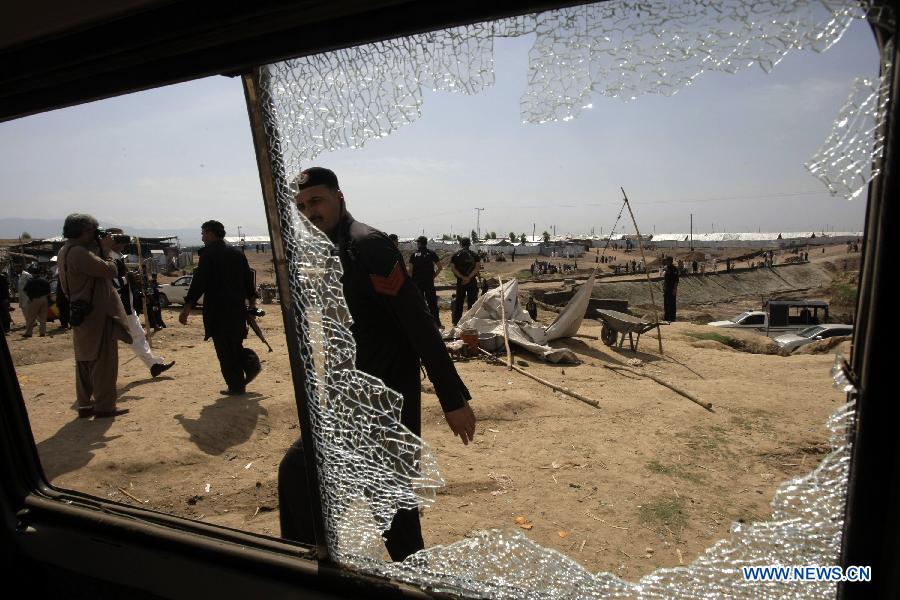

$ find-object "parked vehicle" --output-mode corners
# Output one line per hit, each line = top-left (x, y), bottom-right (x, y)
(708, 311), (767, 329)
(774, 324), (854, 353)
(156, 275), (199, 307)
(763, 299), (828, 335)
(708, 300), (830, 336)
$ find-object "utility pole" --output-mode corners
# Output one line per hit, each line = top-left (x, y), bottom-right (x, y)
(690, 213), (693, 251)
(475, 207), (484, 240)
(532, 223), (536, 242)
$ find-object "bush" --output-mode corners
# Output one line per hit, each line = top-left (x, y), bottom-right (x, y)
(685, 331), (744, 350)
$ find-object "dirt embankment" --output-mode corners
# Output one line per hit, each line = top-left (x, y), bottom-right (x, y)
(594, 263), (834, 307)
(535, 262), (836, 314)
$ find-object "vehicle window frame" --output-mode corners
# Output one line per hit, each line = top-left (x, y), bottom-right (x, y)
(799, 325), (827, 338)
(0, 3), (896, 598)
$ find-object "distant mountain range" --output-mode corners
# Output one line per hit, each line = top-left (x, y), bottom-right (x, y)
(0, 218), (204, 245)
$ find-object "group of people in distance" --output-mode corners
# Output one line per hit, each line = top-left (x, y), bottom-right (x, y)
(56, 216), (178, 417)
(55, 215), (261, 417)
(49, 167), (475, 561)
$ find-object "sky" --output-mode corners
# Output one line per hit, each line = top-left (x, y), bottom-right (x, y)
(0, 16), (879, 244)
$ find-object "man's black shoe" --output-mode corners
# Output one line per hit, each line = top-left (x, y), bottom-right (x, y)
(150, 361), (175, 378)
(220, 388), (246, 396)
(93, 408), (129, 418)
(77, 408), (94, 419)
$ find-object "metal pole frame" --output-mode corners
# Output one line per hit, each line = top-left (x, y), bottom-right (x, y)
(621, 187), (664, 355)
(242, 69), (330, 562)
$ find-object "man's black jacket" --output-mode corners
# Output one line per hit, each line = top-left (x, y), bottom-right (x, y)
(332, 214), (469, 414)
(185, 240), (257, 339)
(24, 277), (51, 300)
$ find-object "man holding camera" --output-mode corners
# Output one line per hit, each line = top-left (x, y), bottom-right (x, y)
(58, 214), (133, 418)
(179, 220), (260, 395)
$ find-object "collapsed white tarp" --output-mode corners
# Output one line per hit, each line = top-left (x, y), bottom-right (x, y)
(454, 273), (595, 364)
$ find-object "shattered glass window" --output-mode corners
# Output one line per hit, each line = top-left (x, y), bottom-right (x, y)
(806, 40), (892, 200)
(257, 0), (879, 597)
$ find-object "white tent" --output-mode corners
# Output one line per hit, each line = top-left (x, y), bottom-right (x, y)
(453, 273), (595, 364)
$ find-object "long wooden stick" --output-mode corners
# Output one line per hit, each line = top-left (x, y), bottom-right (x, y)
(479, 348), (601, 409)
(534, 299), (561, 313)
(497, 276), (513, 370)
(118, 486), (148, 504)
(134, 236), (153, 348)
(601, 363), (713, 412)
(620, 187), (663, 355)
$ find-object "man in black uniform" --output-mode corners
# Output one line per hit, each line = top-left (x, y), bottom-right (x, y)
(450, 237), (480, 325)
(408, 235), (443, 327)
(179, 220), (260, 395)
(663, 256), (679, 322)
(278, 167), (475, 561)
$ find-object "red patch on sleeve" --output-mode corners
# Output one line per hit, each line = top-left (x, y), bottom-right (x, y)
(370, 262), (404, 296)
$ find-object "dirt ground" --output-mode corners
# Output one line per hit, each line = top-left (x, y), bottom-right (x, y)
(7, 244), (853, 579)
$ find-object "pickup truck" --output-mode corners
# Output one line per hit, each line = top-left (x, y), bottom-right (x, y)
(708, 311), (767, 329)
(157, 275), (200, 307)
(709, 300), (831, 336)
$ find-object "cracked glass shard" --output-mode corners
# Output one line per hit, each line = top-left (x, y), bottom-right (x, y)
(832, 352), (858, 394)
(265, 0), (866, 162)
(366, 402), (854, 599)
(806, 39), (892, 200)
(258, 0), (869, 596)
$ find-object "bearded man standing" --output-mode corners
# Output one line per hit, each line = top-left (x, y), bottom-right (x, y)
(278, 167), (475, 561)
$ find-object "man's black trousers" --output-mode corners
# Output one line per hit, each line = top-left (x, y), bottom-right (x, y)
(664, 291), (677, 322)
(414, 280), (440, 327)
(278, 369), (424, 561)
(211, 321), (256, 391)
(452, 280), (479, 325)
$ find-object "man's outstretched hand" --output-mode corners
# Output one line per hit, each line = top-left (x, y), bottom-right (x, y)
(179, 300), (195, 325)
(445, 402), (476, 445)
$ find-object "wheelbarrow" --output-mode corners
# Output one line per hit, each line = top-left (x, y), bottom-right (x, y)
(595, 309), (657, 352)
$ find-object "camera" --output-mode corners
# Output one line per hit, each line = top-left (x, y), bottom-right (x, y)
(96, 229), (132, 244)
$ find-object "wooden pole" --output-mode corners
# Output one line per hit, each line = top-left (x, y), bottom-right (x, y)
(601, 363), (713, 412)
(134, 236), (152, 348)
(620, 187), (663, 355)
(479, 348), (601, 409)
(497, 276), (513, 370)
